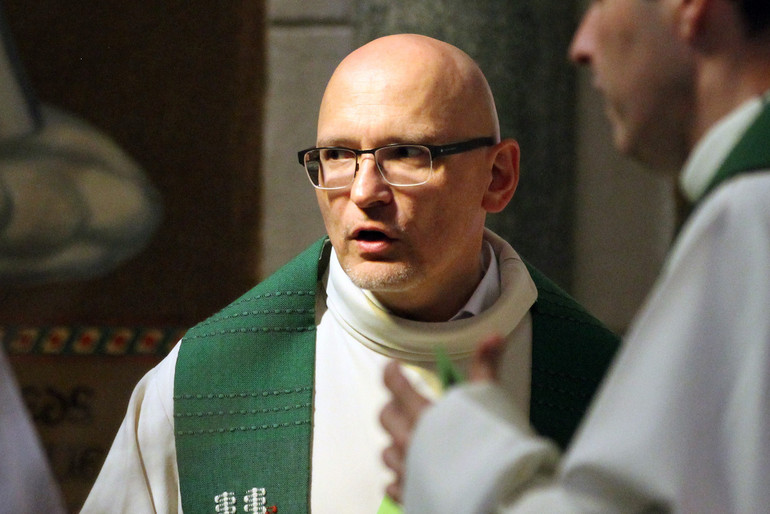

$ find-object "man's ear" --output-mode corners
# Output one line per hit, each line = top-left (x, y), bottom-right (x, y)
(678, 0), (709, 41)
(482, 139), (519, 213)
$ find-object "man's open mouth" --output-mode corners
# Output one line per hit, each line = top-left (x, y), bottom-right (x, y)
(355, 230), (390, 242)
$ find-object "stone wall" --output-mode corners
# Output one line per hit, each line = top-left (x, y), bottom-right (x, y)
(261, 0), (353, 275)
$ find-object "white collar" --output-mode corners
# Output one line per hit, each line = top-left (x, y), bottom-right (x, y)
(680, 93), (770, 202)
(451, 239), (499, 320)
(324, 229), (537, 362)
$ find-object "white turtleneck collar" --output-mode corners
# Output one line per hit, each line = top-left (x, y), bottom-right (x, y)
(323, 228), (537, 363)
(680, 91), (770, 203)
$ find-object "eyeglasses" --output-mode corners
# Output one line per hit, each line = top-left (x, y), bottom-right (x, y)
(297, 137), (496, 190)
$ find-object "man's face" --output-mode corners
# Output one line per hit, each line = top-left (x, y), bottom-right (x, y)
(314, 63), (496, 320)
(570, 0), (695, 170)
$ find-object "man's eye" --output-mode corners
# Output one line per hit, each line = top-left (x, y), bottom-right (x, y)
(395, 146), (423, 158)
(322, 149), (351, 161)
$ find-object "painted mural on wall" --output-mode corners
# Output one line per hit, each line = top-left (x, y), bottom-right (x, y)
(0, 7), (161, 284)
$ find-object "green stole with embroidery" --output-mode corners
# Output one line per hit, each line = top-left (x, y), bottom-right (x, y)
(174, 239), (619, 513)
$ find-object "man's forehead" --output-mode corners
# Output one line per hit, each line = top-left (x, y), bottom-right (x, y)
(316, 106), (441, 147)
(317, 81), (453, 147)
(324, 64), (450, 108)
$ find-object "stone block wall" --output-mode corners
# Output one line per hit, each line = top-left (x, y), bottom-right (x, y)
(261, 1), (354, 275)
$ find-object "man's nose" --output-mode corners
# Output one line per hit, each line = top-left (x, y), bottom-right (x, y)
(349, 154), (393, 207)
(569, 7), (596, 66)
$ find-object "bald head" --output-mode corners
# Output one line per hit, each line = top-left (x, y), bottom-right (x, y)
(311, 35), (520, 321)
(317, 34), (499, 145)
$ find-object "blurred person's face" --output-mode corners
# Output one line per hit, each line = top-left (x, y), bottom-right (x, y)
(570, 0), (695, 171)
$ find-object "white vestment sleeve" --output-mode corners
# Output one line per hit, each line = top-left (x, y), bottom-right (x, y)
(404, 385), (629, 513)
(403, 174), (770, 513)
(80, 344), (181, 514)
(404, 383), (561, 513)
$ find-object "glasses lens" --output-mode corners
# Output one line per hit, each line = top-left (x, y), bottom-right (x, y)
(303, 149), (322, 185)
(305, 148), (357, 189)
(376, 145), (432, 186)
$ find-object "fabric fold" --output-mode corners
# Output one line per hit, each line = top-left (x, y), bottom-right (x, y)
(325, 228), (537, 362)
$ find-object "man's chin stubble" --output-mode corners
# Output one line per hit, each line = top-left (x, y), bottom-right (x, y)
(343, 263), (419, 293)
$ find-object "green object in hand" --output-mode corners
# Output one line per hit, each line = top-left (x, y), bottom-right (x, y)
(378, 495), (402, 514)
(436, 345), (465, 389)
(376, 348), (464, 514)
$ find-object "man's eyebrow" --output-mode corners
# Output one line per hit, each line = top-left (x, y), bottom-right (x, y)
(315, 139), (353, 148)
(315, 135), (436, 148)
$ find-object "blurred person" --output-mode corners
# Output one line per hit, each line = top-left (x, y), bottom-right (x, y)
(381, 1), (770, 512)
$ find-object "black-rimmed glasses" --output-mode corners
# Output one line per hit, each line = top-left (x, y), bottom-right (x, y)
(297, 137), (496, 190)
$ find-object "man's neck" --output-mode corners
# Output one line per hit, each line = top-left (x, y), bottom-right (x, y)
(372, 265), (485, 322)
(692, 36), (770, 149)
(371, 243), (493, 323)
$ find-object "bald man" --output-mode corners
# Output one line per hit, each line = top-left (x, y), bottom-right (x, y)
(81, 34), (618, 513)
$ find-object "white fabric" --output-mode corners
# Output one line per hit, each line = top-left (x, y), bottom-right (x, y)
(679, 92), (768, 202)
(326, 236), (532, 363)
(0, 349), (66, 513)
(404, 98), (770, 513)
(79, 344), (182, 513)
(81, 229), (537, 513)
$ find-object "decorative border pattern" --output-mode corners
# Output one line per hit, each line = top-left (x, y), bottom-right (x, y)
(0, 325), (185, 356)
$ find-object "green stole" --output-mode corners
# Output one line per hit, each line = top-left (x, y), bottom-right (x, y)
(700, 98), (770, 202)
(174, 240), (619, 513)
